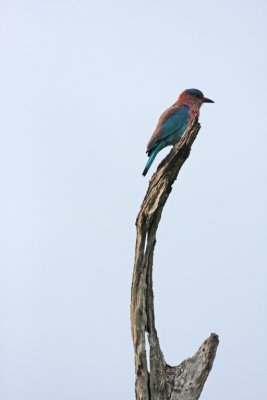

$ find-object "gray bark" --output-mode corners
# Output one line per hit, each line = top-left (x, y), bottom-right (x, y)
(131, 118), (219, 400)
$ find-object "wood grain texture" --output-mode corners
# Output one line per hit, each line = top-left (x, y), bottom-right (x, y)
(131, 118), (219, 400)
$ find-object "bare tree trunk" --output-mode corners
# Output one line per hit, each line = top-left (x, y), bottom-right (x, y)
(131, 118), (219, 400)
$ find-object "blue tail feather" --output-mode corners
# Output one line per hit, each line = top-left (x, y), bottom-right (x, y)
(142, 147), (160, 176)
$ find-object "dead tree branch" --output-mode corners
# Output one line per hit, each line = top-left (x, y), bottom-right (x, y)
(131, 118), (219, 400)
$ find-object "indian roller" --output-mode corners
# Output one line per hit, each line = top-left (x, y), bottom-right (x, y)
(142, 88), (214, 176)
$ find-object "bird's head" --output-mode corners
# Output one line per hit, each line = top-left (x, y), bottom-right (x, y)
(178, 89), (214, 108)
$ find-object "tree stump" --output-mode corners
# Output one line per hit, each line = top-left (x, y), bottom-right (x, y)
(131, 118), (219, 400)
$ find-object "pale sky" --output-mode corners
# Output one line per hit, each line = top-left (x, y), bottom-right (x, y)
(1, 1), (267, 399)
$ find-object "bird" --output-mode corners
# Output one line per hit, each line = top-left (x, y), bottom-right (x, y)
(142, 88), (214, 176)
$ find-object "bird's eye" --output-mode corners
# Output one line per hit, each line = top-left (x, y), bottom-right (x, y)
(189, 91), (201, 98)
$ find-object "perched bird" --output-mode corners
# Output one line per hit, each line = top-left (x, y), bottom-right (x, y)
(142, 88), (214, 176)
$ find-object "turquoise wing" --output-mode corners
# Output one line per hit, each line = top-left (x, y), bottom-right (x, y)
(147, 104), (189, 155)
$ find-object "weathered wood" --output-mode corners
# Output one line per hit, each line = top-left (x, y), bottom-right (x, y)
(131, 118), (218, 400)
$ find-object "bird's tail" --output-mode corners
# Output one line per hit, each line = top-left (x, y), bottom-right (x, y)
(142, 147), (159, 176)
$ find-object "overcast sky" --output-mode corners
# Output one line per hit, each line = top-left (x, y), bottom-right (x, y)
(1, 1), (267, 399)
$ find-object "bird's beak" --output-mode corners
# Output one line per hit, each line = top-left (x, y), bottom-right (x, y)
(203, 97), (214, 103)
